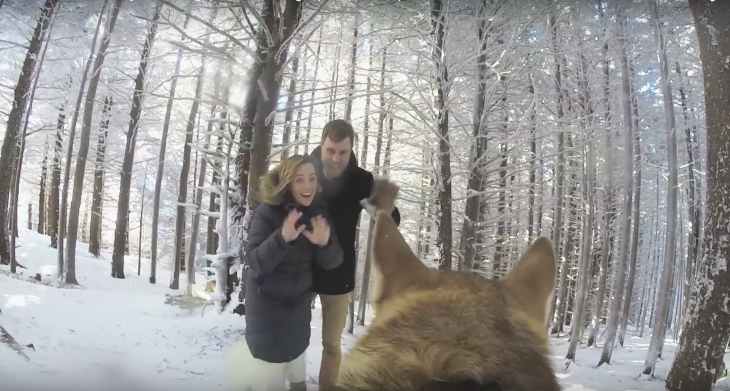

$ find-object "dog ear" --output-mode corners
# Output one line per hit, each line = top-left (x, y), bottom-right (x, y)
(370, 210), (428, 308)
(502, 237), (557, 332)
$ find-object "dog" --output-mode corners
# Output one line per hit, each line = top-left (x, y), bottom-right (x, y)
(334, 178), (561, 391)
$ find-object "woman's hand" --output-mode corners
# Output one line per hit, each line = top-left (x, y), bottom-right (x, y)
(282, 210), (305, 243)
(303, 216), (330, 246)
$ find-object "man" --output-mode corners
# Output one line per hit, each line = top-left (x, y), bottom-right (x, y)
(309, 119), (401, 389)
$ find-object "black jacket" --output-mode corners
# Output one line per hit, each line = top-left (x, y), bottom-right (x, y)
(309, 146), (401, 295)
(244, 199), (343, 363)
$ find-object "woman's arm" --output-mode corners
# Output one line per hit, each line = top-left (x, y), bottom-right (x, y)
(246, 207), (289, 276)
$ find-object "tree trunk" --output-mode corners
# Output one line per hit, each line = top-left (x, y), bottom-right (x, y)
(587, 0), (614, 346)
(149, 1), (193, 284)
(304, 29), (323, 154)
(247, 0), (303, 211)
(0, 0), (59, 265)
(674, 61), (701, 318)
(461, 0), (492, 270)
(49, 99), (66, 249)
(665, 3), (730, 386)
(186, 135), (209, 296)
(619, 62), (643, 346)
(328, 22), (343, 122)
(643, 0), (680, 375)
(88, 93), (113, 257)
(111, 3), (161, 279)
(430, 0), (452, 271)
(170, 58), (207, 290)
(355, 41), (381, 326)
(64, 0), (122, 285)
(281, 50), (300, 160)
(552, 148), (578, 334)
(344, 11), (359, 122)
(567, 19), (597, 358)
(547, 3), (568, 321)
(38, 138), (48, 235)
(598, 5), (634, 366)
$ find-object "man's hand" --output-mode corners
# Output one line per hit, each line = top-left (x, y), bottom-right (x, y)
(302, 216), (331, 246)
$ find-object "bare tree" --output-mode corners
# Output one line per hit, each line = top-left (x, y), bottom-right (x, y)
(111, 2), (162, 279)
(619, 60), (643, 346)
(547, 0), (569, 328)
(0, 0), (60, 265)
(88, 92), (114, 257)
(598, 3), (634, 366)
(170, 55), (208, 290)
(62, 0), (122, 285)
(643, 0), (680, 375)
(150, 0), (193, 284)
(247, 0), (303, 210)
(587, 0), (615, 348)
(38, 139), (49, 235)
(430, 0), (453, 271)
(665, 1), (730, 389)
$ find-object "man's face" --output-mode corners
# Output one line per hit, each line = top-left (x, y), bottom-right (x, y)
(321, 136), (352, 178)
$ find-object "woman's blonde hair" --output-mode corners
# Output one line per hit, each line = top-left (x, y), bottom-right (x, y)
(259, 154), (314, 205)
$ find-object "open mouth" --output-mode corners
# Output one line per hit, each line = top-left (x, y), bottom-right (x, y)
(300, 192), (313, 199)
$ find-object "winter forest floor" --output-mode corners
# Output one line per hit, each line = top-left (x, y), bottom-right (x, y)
(0, 230), (728, 391)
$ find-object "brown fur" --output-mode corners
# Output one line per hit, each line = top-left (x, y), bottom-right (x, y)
(337, 180), (560, 391)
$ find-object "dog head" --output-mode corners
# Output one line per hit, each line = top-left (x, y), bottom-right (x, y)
(337, 210), (560, 391)
(360, 178), (399, 218)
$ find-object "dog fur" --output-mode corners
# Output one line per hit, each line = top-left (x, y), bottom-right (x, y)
(334, 179), (560, 391)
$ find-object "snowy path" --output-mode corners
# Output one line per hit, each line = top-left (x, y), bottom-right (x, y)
(1, 230), (727, 391)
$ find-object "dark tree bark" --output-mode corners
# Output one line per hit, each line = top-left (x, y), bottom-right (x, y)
(170, 58), (207, 290)
(38, 139), (48, 235)
(150, 0), (193, 284)
(430, 0), (453, 271)
(57, 0), (111, 275)
(64, 0), (123, 285)
(281, 50), (300, 160)
(666, 1), (730, 389)
(0, 0), (59, 265)
(111, 3), (161, 279)
(49, 101), (66, 249)
(247, 0), (303, 211)
(461, 0), (496, 271)
(674, 61), (701, 317)
(89, 94), (114, 257)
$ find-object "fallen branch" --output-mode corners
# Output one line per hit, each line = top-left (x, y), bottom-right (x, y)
(0, 321), (31, 361)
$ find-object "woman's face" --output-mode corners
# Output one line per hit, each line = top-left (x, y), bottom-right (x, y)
(291, 162), (317, 207)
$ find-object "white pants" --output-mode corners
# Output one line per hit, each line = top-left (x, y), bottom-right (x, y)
(223, 339), (307, 391)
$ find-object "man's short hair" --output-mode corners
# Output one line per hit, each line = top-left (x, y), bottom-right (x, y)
(321, 119), (355, 144)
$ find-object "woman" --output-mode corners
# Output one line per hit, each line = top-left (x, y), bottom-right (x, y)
(223, 155), (344, 391)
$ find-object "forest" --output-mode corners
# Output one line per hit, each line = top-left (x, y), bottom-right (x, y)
(0, 0), (728, 390)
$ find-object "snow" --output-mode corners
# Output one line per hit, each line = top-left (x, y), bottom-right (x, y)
(2, 229), (728, 391)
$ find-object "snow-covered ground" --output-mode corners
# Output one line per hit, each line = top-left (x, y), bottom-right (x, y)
(1, 229), (728, 391)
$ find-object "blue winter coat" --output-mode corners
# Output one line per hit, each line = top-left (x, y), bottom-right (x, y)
(244, 198), (343, 363)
